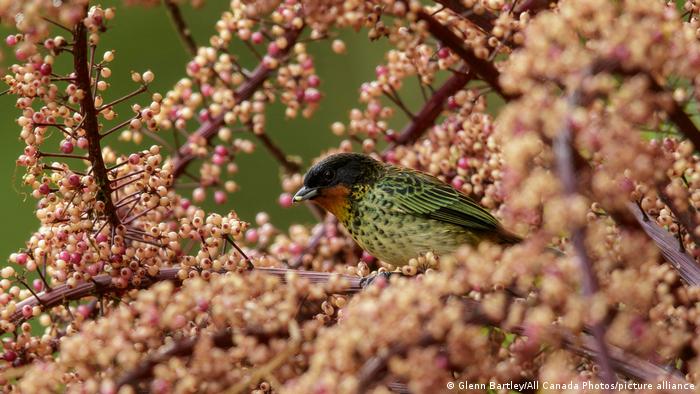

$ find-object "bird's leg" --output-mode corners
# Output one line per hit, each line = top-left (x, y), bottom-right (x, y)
(359, 271), (399, 289)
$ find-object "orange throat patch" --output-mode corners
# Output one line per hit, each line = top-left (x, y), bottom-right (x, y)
(312, 184), (351, 222)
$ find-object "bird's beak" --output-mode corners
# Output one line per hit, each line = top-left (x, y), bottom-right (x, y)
(293, 186), (320, 202)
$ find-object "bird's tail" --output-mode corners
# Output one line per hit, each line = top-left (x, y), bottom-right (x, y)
(494, 227), (522, 245)
(494, 227), (565, 256)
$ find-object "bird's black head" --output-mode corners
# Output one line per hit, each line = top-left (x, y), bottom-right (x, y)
(293, 153), (383, 203)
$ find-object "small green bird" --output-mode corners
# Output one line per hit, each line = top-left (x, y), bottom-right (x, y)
(293, 153), (521, 266)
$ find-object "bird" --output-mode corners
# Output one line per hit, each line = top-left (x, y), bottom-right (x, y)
(293, 152), (521, 266)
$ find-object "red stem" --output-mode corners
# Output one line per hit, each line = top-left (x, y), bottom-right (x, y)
(393, 71), (471, 146)
(171, 27), (302, 178)
(415, 9), (519, 101)
(73, 20), (120, 227)
(554, 87), (616, 385)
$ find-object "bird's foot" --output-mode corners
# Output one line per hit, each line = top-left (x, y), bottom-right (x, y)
(360, 271), (397, 289)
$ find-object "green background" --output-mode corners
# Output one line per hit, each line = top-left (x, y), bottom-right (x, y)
(0, 2), (405, 261)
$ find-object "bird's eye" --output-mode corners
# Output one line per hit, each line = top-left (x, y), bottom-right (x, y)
(322, 169), (335, 182)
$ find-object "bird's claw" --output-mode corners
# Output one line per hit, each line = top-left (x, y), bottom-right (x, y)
(360, 271), (395, 289)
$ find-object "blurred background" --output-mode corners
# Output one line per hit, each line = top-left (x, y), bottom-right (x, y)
(0, 2), (410, 260)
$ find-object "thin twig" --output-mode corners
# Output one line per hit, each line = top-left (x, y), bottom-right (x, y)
(97, 85), (148, 112)
(384, 86), (415, 119)
(224, 235), (251, 264)
(123, 205), (159, 225)
(41, 17), (73, 33)
(39, 152), (88, 161)
(163, 0), (198, 56)
(254, 132), (300, 174)
(100, 115), (140, 139)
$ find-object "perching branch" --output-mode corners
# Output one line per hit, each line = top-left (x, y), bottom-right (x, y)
(5, 266), (362, 331)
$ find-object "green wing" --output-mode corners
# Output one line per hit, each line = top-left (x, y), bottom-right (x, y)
(380, 167), (503, 233)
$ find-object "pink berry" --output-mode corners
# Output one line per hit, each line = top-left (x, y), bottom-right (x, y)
(60, 140), (74, 154)
(5, 35), (17, 46)
(68, 174), (81, 187)
(77, 137), (89, 149)
(69, 253), (82, 264)
(39, 63), (52, 76)
(96, 233), (107, 243)
(214, 190), (227, 204)
(33, 279), (43, 292)
(245, 229), (259, 243)
(251, 31), (264, 44)
(196, 299), (209, 312)
(267, 42), (280, 56)
(181, 199), (191, 210)
(59, 251), (70, 261)
(457, 157), (469, 169)
(128, 153), (140, 164)
(187, 61), (200, 74)
(31, 112), (44, 123)
(201, 83), (214, 97)
(214, 145), (228, 156)
(368, 102), (381, 115)
(212, 154), (226, 166)
(77, 304), (91, 318)
(120, 267), (132, 279)
(447, 96), (459, 110)
(87, 264), (100, 276)
(289, 243), (304, 255)
(375, 65), (388, 77)
(16, 253), (28, 265)
(361, 251), (375, 263)
(302, 58), (314, 70)
(15, 48), (28, 61)
(38, 184), (50, 195)
(198, 109), (210, 122)
(304, 88), (321, 103)
(278, 193), (293, 208)
(3, 351), (17, 362)
(435, 355), (449, 369)
(437, 47), (450, 59)
(22, 305), (33, 318)
(308, 75), (320, 87)
(193, 187), (205, 203)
